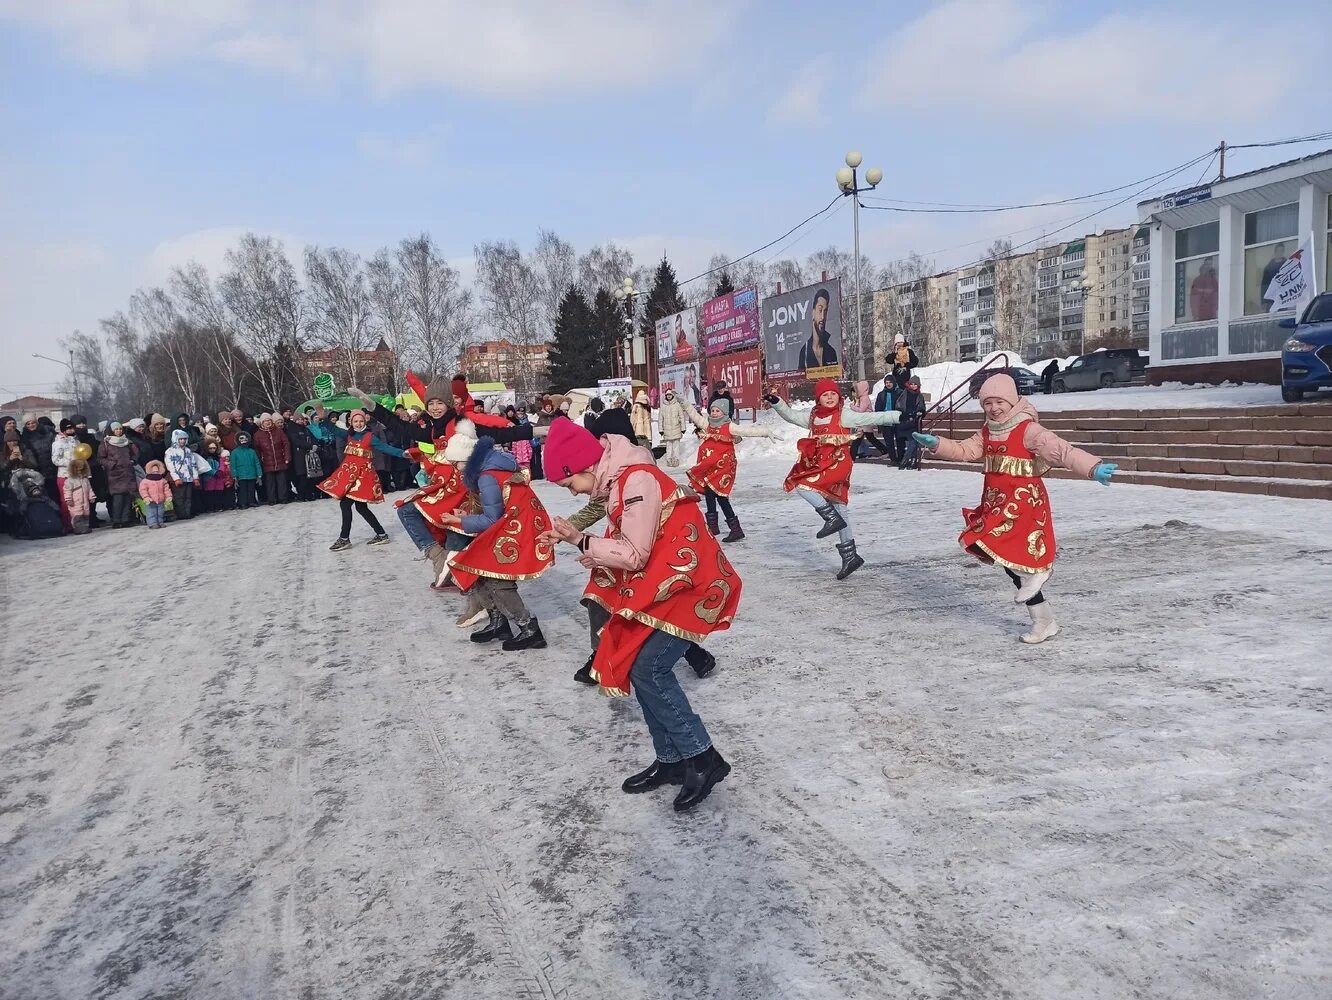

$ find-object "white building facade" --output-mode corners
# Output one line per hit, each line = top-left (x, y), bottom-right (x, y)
(1139, 149), (1332, 384)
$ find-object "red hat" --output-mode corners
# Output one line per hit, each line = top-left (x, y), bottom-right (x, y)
(814, 378), (840, 399)
(451, 375), (468, 398)
(543, 419), (604, 481)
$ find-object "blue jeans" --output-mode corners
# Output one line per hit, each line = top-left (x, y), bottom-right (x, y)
(630, 630), (712, 763)
(146, 502), (164, 526)
(798, 488), (853, 544)
(397, 503), (437, 553)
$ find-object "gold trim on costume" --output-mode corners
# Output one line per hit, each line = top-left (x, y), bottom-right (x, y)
(965, 537), (1048, 574)
(984, 454), (1036, 477)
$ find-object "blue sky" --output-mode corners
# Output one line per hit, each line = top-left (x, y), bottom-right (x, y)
(2, 0), (1328, 396)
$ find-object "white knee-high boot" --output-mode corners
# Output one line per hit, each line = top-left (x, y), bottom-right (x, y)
(1020, 601), (1058, 644)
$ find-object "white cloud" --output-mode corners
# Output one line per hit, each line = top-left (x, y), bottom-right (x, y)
(142, 226), (305, 285)
(1, 0), (742, 98)
(864, 0), (1324, 125)
(356, 126), (445, 168)
(767, 57), (826, 126)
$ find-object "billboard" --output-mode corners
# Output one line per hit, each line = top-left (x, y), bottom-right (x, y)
(706, 348), (762, 417)
(655, 308), (700, 366)
(760, 279), (843, 379)
(658, 361), (702, 408)
(702, 287), (760, 356)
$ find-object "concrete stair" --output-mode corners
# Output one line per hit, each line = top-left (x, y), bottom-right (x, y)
(918, 403), (1332, 500)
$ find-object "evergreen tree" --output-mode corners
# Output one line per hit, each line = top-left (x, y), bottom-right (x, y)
(639, 257), (686, 374)
(713, 270), (735, 297)
(590, 289), (622, 384)
(546, 285), (599, 390)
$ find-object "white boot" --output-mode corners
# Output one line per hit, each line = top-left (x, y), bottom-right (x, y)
(1013, 568), (1051, 603)
(1020, 601), (1058, 644)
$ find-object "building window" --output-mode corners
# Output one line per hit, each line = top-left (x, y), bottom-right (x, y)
(1110, 311), (1117, 320)
(1038, 272), (1058, 289)
(1039, 256), (1057, 269)
(1062, 268), (1082, 280)
(1174, 221), (1219, 323)
(1243, 203), (1298, 315)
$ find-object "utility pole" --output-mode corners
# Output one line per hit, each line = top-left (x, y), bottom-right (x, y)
(1218, 140), (1226, 181)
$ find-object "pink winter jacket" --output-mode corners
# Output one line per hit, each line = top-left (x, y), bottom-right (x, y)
(583, 435), (664, 571)
(139, 476), (171, 504)
(933, 398), (1101, 480)
(63, 477), (93, 518)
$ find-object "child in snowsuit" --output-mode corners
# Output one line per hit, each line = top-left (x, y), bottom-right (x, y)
(914, 372), (1117, 644)
(63, 457), (94, 534)
(198, 439), (232, 513)
(677, 395), (771, 542)
(165, 428), (207, 520)
(139, 460), (171, 528)
(229, 432), (262, 509)
(765, 378), (901, 580)
(543, 419), (741, 812)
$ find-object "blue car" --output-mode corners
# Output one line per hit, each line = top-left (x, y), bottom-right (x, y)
(1280, 292), (1332, 403)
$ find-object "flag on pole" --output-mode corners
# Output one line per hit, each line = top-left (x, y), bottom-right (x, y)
(1264, 235), (1318, 316)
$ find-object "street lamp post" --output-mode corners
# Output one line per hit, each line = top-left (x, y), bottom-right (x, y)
(613, 277), (639, 381)
(1072, 278), (1092, 355)
(32, 351), (82, 412)
(836, 151), (883, 382)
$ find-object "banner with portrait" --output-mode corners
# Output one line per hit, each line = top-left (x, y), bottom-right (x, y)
(760, 279), (843, 379)
(702, 287), (760, 356)
(658, 361), (703, 409)
(655, 308), (700, 366)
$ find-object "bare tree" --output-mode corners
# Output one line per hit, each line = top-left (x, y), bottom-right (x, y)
(367, 248), (410, 382)
(531, 229), (576, 334)
(770, 258), (806, 294)
(304, 245), (376, 388)
(219, 234), (305, 408)
(474, 239), (544, 394)
(170, 261), (248, 409)
(396, 234), (471, 378)
(100, 311), (153, 418)
(705, 254), (771, 297)
(131, 287), (208, 414)
(576, 242), (637, 298)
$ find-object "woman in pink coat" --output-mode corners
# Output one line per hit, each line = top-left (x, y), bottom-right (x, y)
(914, 373), (1117, 644)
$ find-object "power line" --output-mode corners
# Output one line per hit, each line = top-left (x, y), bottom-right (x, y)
(678, 194), (842, 287)
(1226, 129), (1332, 151)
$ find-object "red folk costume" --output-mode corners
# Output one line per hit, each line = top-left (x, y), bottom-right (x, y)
(688, 424), (737, 497)
(782, 404), (856, 506)
(319, 431), (384, 503)
(584, 464), (742, 697)
(449, 470), (555, 592)
(958, 420), (1056, 574)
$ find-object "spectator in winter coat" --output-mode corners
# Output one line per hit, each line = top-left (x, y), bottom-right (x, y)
(889, 334), (919, 390)
(197, 440), (232, 514)
(658, 387), (686, 467)
(707, 381), (733, 412)
(165, 428), (207, 520)
(229, 432), (263, 509)
(850, 380), (888, 461)
(141, 414), (169, 467)
(1041, 359), (1061, 395)
(582, 397), (604, 432)
(63, 457), (94, 534)
(174, 413), (202, 448)
(892, 376), (927, 466)
(630, 391), (653, 448)
(138, 459), (171, 528)
(97, 422), (141, 527)
(284, 410), (319, 501)
(51, 419), (80, 532)
(69, 414), (106, 522)
(253, 414), (291, 505)
(20, 414), (58, 498)
(216, 411), (242, 450)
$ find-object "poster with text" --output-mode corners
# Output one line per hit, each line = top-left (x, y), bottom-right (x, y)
(658, 361), (702, 408)
(706, 348), (762, 417)
(702, 287), (760, 356)
(655, 308), (700, 366)
(760, 279), (843, 379)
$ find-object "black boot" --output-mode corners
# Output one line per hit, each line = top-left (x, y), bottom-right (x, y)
(470, 609), (514, 644)
(622, 759), (685, 793)
(684, 643), (716, 679)
(673, 747), (731, 812)
(573, 654), (597, 686)
(721, 516), (744, 543)
(705, 510), (720, 536)
(814, 503), (847, 539)
(835, 540), (864, 580)
(501, 618), (547, 651)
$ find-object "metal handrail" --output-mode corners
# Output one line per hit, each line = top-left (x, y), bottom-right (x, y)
(919, 352), (1013, 441)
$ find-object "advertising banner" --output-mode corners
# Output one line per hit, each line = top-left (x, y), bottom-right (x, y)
(655, 308), (700, 366)
(701, 287), (760, 356)
(596, 377), (634, 409)
(657, 361), (703, 408)
(760, 279), (843, 380)
(706, 348), (763, 418)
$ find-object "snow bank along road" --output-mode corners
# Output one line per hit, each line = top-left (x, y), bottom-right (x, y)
(2, 459), (1328, 1000)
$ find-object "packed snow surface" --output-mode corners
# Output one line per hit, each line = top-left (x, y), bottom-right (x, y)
(2, 461), (1329, 999)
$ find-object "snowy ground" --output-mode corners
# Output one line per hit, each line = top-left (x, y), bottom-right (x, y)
(2, 460), (1330, 1000)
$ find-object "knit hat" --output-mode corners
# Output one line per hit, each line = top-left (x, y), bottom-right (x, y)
(708, 397), (732, 427)
(151, 413), (166, 426)
(70, 413), (87, 425)
(110, 421), (123, 432)
(634, 390), (649, 405)
(893, 333), (906, 345)
(423, 374), (449, 403)
(3, 429), (19, 444)
(978, 373), (1019, 406)
(20, 412), (36, 425)
(589, 397), (605, 414)
(171, 428), (189, 444)
(258, 412), (274, 425)
(127, 417), (145, 430)
(443, 420), (477, 463)
(814, 378), (840, 399)
(589, 408), (637, 445)
(543, 419), (603, 480)
(59, 418), (74, 432)
(452, 375), (469, 400)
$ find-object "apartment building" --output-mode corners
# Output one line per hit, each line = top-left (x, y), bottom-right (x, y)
(460, 338), (551, 393)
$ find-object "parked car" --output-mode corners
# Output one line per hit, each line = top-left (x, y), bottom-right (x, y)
(1280, 292), (1332, 403)
(1051, 349), (1146, 392)
(969, 366), (1041, 397)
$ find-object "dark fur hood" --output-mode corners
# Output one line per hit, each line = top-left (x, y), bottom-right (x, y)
(463, 436), (517, 490)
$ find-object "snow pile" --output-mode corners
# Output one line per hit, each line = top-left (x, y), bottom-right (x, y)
(874, 350), (1039, 405)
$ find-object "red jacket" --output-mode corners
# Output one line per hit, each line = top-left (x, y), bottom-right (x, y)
(254, 426), (291, 473)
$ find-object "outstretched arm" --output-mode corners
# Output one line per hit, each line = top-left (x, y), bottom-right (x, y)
(843, 409), (900, 429)
(677, 398), (709, 431)
(1024, 425), (1101, 480)
(369, 435), (406, 460)
(922, 430), (984, 463)
(767, 398), (811, 429)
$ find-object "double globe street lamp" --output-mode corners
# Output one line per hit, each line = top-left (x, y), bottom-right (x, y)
(836, 151), (883, 382)
(612, 277), (640, 379)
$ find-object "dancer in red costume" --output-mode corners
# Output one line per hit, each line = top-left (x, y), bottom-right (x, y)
(765, 378), (900, 579)
(543, 419), (741, 812)
(914, 372), (1117, 644)
(672, 395), (771, 542)
(310, 402), (406, 550)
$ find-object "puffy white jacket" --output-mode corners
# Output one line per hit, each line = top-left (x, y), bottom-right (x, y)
(659, 397), (685, 440)
(51, 434), (78, 475)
